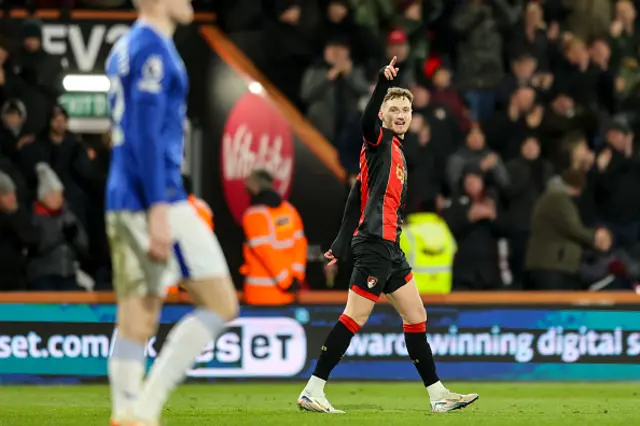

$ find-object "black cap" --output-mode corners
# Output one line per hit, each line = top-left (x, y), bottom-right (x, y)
(512, 50), (537, 62)
(606, 119), (631, 134)
(21, 19), (43, 39)
(325, 34), (350, 47)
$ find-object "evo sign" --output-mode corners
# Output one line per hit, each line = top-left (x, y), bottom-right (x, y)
(41, 23), (130, 73)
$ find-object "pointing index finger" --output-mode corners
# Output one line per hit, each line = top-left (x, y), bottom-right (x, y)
(389, 56), (397, 68)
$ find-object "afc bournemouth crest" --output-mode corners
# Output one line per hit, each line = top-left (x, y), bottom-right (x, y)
(367, 276), (378, 289)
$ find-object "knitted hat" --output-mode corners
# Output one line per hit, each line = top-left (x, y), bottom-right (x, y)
(36, 163), (64, 200)
(0, 171), (15, 194)
(21, 19), (43, 39)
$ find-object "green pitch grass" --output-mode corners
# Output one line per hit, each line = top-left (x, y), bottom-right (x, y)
(0, 382), (637, 425)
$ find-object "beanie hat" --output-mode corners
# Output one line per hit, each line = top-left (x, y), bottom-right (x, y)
(1, 98), (27, 118)
(0, 171), (16, 194)
(21, 19), (43, 39)
(36, 163), (64, 200)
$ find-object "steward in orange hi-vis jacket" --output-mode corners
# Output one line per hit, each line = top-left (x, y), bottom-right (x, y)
(241, 170), (307, 305)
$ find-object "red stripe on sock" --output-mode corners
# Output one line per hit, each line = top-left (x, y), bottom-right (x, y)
(403, 322), (426, 333)
(339, 314), (361, 334)
(350, 285), (379, 302)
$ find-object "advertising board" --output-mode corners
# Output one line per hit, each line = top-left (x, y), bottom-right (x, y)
(2, 303), (640, 383)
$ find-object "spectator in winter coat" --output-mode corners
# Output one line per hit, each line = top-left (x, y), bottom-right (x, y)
(554, 38), (612, 113)
(300, 36), (369, 140)
(36, 105), (97, 229)
(552, 132), (599, 227)
(443, 167), (504, 291)
(483, 86), (539, 161)
(447, 125), (509, 196)
(503, 136), (554, 288)
(594, 120), (640, 249)
(507, 2), (551, 71)
(0, 99), (39, 195)
(404, 116), (445, 213)
(384, 28), (416, 88)
(451, 0), (517, 120)
(412, 83), (464, 156)
(429, 66), (471, 134)
(0, 171), (39, 291)
(526, 168), (612, 290)
(322, 0), (380, 68)
(27, 163), (88, 291)
(495, 52), (546, 110)
(609, 0), (640, 71)
(0, 36), (22, 109)
(13, 19), (62, 135)
(0, 155), (29, 209)
(563, 0), (613, 42)
(539, 92), (598, 168)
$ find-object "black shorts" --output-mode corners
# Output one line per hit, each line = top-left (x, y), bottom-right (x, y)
(349, 237), (413, 301)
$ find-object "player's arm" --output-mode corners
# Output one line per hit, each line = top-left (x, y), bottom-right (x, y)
(361, 56), (398, 146)
(328, 179), (362, 261)
(131, 44), (170, 209)
(130, 43), (172, 260)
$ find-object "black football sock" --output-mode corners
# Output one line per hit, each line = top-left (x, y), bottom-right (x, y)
(404, 322), (440, 386)
(312, 314), (361, 380)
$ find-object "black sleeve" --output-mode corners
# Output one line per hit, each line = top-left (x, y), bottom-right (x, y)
(7, 210), (40, 246)
(442, 201), (473, 240)
(330, 180), (362, 260)
(361, 68), (392, 145)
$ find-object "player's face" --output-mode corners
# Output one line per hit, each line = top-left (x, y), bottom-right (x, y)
(380, 97), (412, 136)
(165, 0), (194, 25)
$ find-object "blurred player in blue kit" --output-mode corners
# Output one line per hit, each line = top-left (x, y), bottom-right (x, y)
(104, 1), (239, 425)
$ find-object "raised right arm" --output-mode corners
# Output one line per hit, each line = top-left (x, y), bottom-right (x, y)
(361, 57), (397, 145)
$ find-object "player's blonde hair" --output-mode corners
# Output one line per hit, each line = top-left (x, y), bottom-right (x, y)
(383, 87), (414, 104)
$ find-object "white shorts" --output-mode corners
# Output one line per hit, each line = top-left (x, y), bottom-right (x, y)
(106, 201), (229, 297)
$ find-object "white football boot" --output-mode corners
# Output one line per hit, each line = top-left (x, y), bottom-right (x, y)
(297, 389), (345, 413)
(430, 390), (479, 413)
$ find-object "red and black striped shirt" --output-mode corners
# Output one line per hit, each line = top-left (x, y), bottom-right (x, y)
(329, 69), (408, 259)
(355, 127), (408, 242)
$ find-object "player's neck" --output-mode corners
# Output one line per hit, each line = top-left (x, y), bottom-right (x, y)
(138, 14), (176, 38)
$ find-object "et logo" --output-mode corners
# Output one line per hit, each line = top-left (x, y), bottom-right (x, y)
(188, 317), (307, 378)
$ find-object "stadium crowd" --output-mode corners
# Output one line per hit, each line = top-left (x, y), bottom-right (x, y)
(227, 0), (640, 291)
(1, 0), (640, 293)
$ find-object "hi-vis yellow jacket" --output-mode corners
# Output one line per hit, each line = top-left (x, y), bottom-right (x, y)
(400, 212), (456, 294)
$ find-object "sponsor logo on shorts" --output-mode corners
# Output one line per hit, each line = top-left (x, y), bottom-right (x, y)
(367, 276), (378, 289)
(220, 93), (294, 225)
